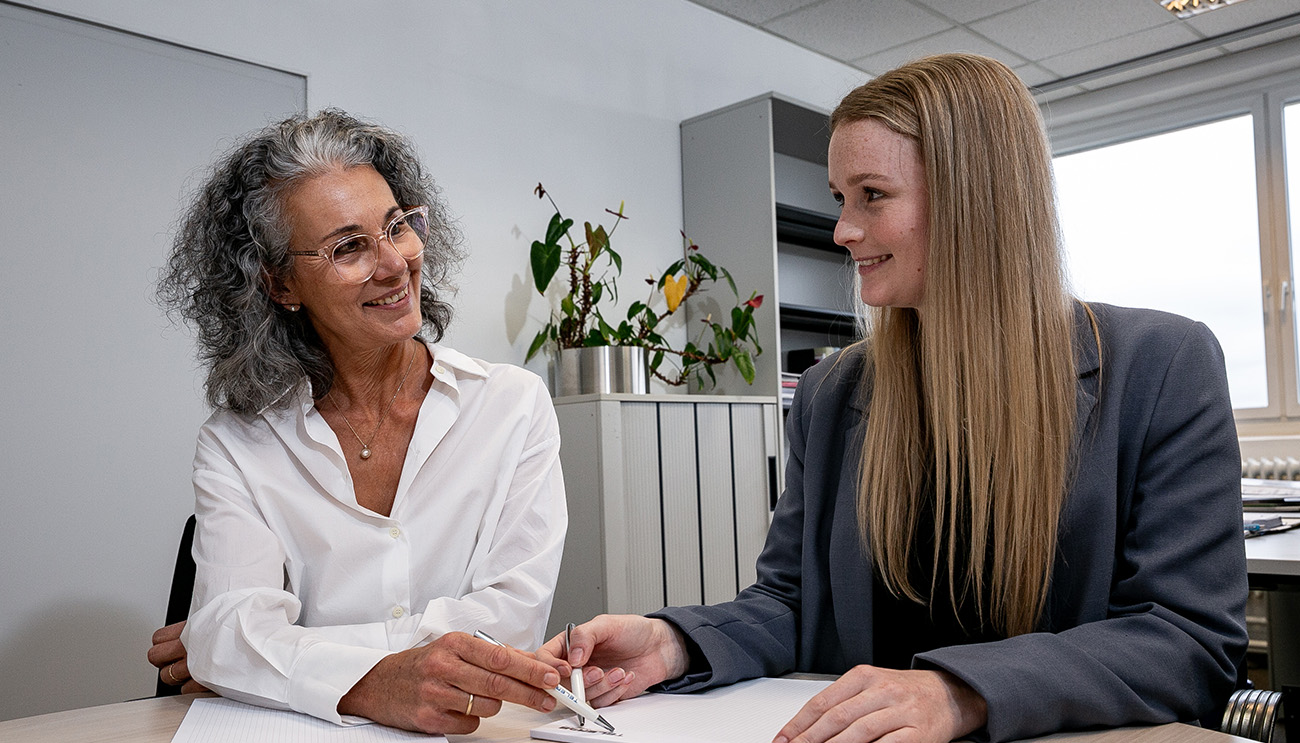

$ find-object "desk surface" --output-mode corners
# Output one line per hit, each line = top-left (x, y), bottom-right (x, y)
(0, 693), (1253, 743)
(1245, 510), (1300, 578)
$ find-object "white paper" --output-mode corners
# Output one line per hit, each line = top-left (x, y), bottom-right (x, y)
(171, 697), (445, 743)
(530, 677), (833, 743)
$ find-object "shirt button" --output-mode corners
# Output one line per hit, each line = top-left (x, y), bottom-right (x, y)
(392, 606), (405, 618)
(389, 527), (401, 539)
(434, 363), (447, 375)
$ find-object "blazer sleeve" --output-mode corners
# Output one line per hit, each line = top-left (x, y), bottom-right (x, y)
(915, 321), (1248, 742)
(649, 363), (823, 691)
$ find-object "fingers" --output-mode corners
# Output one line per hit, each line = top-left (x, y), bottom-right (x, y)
(147, 637), (186, 669)
(428, 633), (557, 713)
(180, 679), (210, 694)
(776, 672), (873, 742)
(156, 657), (192, 688)
(537, 632), (570, 674)
(151, 621), (185, 646)
(585, 669), (639, 708)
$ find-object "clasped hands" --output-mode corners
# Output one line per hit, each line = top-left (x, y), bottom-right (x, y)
(537, 614), (988, 743)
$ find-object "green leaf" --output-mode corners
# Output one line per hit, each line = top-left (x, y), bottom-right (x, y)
(526, 329), (549, 361)
(627, 301), (646, 320)
(720, 265), (737, 295)
(583, 328), (605, 347)
(561, 295), (576, 317)
(607, 246), (623, 273)
(598, 316), (617, 338)
(651, 349), (665, 370)
(591, 282), (604, 304)
(545, 213), (572, 246)
(734, 350), (756, 384)
(531, 240), (561, 294)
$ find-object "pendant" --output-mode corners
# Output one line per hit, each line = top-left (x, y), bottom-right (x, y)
(360, 448), (372, 460)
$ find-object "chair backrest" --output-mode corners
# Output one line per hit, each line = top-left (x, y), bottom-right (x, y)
(155, 514), (196, 697)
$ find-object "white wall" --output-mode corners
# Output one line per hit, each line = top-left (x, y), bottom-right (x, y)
(1, 0), (862, 720)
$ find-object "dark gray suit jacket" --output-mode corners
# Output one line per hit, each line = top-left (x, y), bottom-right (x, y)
(654, 303), (1247, 742)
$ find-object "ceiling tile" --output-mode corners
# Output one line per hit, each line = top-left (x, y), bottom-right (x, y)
(763, 0), (952, 61)
(688, 0), (826, 25)
(1013, 62), (1058, 86)
(850, 27), (1028, 75)
(971, 0), (1178, 61)
(1035, 22), (1202, 78)
(908, 0), (1039, 24)
(1183, 0), (1300, 37)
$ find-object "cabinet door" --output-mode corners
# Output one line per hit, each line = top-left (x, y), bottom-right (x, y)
(620, 401), (668, 614)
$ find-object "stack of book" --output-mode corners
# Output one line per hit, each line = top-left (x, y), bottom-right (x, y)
(780, 372), (800, 409)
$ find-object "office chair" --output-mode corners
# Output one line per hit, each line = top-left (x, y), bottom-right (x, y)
(1218, 658), (1284, 743)
(154, 514), (197, 697)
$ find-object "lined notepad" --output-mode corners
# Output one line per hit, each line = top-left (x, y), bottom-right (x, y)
(530, 677), (833, 743)
(171, 698), (443, 743)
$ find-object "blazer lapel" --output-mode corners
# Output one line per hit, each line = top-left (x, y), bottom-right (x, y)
(830, 371), (875, 668)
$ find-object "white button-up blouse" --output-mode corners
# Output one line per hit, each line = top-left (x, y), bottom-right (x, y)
(180, 343), (567, 724)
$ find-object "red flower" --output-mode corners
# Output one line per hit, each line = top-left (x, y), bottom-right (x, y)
(744, 295), (764, 309)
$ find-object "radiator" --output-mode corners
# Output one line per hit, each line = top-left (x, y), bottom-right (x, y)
(1242, 457), (1300, 480)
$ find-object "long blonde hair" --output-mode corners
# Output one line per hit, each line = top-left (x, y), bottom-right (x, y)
(835, 54), (1076, 637)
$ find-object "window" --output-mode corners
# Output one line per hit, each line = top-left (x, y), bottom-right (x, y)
(1055, 115), (1267, 408)
(1046, 53), (1300, 431)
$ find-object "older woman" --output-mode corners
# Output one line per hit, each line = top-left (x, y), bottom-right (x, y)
(149, 110), (567, 734)
(544, 54), (1247, 743)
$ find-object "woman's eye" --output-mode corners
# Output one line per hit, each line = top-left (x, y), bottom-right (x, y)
(864, 188), (883, 201)
(388, 219), (410, 239)
(332, 237), (368, 257)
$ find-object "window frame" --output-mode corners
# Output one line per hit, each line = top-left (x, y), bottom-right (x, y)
(1043, 53), (1300, 433)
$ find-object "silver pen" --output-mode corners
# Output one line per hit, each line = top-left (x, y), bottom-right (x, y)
(472, 629), (615, 734)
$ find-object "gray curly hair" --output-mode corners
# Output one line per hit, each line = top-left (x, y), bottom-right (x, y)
(158, 109), (461, 415)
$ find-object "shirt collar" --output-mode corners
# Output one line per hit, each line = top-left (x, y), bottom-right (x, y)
(256, 339), (490, 418)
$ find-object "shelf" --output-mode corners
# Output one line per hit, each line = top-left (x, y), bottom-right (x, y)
(779, 303), (858, 337)
(776, 203), (839, 254)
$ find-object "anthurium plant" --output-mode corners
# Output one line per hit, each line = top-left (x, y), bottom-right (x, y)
(525, 183), (763, 389)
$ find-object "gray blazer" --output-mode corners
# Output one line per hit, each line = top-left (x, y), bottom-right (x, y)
(654, 303), (1247, 742)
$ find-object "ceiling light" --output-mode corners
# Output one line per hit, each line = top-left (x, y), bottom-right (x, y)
(1158, 0), (1250, 19)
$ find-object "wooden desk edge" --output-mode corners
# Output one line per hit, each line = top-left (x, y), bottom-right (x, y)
(0, 693), (1252, 743)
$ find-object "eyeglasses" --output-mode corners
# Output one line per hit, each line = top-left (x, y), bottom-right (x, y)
(288, 206), (430, 284)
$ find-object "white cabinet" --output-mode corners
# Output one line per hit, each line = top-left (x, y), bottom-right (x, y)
(547, 394), (780, 638)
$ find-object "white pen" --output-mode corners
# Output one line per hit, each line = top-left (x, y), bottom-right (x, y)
(472, 629), (615, 734)
(565, 622), (587, 727)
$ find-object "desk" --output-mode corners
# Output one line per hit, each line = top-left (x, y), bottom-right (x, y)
(1245, 515), (1300, 585)
(0, 693), (1253, 743)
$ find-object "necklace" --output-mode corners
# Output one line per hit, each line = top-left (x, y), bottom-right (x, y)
(327, 342), (419, 460)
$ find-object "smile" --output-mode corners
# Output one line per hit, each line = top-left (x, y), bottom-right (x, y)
(857, 254), (891, 267)
(364, 284), (409, 307)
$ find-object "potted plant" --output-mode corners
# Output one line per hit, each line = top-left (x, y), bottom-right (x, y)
(525, 183), (763, 394)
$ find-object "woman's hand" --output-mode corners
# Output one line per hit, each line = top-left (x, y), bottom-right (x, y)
(773, 666), (987, 743)
(147, 621), (209, 694)
(538, 615), (690, 708)
(337, 631), (560, 735)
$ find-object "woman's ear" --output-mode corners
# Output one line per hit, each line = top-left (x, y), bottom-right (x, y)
(262, 268), (301, 311)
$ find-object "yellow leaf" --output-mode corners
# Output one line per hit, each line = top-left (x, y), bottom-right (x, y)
(664, 274), (688, 313)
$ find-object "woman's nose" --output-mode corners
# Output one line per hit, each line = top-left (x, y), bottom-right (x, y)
(373, 235), (414, 279)
(833, 215), (862, 248)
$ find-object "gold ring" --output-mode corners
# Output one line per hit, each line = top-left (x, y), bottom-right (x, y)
(166, 663), (180, 685)
(465, 693), (475, 716)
